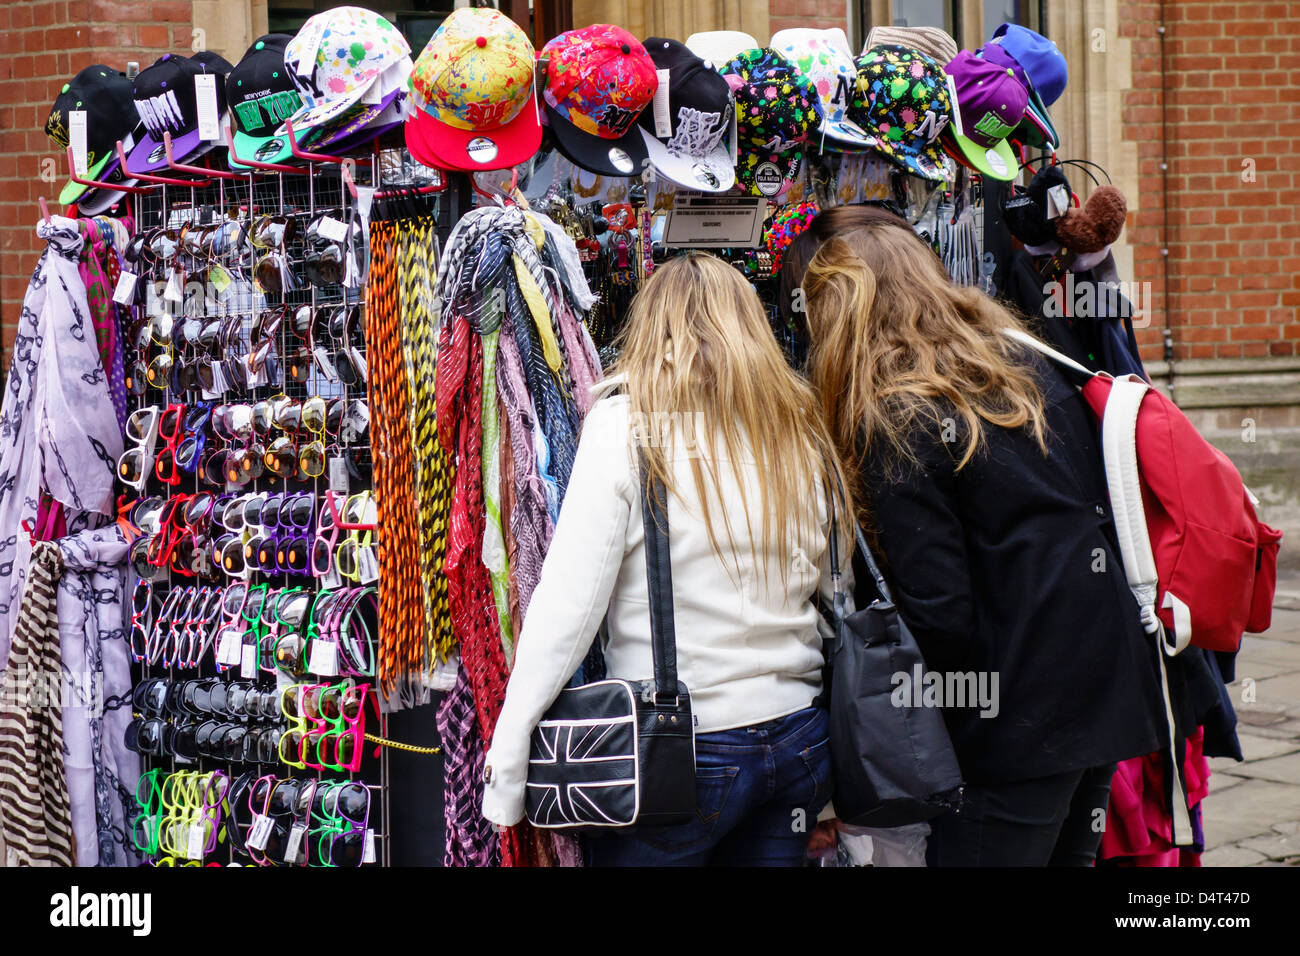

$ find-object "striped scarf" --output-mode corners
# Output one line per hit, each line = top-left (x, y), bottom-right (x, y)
(0, 542), (74, 866)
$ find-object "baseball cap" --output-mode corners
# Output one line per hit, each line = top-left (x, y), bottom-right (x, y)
(849, 45), (955, 182)
(255, 54), (412, 165)
(863, 25), (958, 65)
(226, 35), (304, 167)
(721, 48), (821, 199)
(282, 6), (409, 139)
(45, 64), (141, 204)
(541, 25), (657, 177)
(769, 28), (872, 150)
(127, 52), (233, 175)
(978, 41), (1058, 149)
(941, 50), (1027, 181)
(405, 7), (541, 172)
(686, 31), (759, 68)
(637, 38), (735, 193)
(989, 23), (1067, 106)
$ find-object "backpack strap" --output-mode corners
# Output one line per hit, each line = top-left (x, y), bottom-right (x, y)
(1004, 328), (1195, 845)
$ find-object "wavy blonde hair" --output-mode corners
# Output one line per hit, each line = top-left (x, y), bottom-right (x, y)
(609, 252), (847, 580)
(799, 219), (1047, 520)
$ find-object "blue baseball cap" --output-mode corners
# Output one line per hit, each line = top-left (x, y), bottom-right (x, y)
(989, 23), (1067, 106)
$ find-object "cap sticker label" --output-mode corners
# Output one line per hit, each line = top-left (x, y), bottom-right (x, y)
(753, 162), (783, 196)
(691, 162), (720, 189)
(467, 136), (499, 164)
(607, 147), (634, 174)
(984, 148), (1009, 177)
(254, 137), (283, 161)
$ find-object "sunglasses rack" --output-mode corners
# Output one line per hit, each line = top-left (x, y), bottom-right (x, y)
(121, 157), (392, 868)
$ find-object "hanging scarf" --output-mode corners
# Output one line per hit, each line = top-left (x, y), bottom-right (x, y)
(436, 664), (498, 867)
(0, 542), (74, 866)
(0, 216), (121, 671)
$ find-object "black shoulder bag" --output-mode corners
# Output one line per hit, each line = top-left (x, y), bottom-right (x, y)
(825, 498), (965, 827)
(523, 461), (696, 832)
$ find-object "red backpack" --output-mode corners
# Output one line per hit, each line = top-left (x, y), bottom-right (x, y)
(1005, 329), (1282, 655)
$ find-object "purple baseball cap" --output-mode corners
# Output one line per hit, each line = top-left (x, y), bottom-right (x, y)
(978, 42), (1059, 150)
(941, 50), (1026, 181)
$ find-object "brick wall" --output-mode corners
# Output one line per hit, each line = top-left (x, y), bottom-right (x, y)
(769, 0), (850, 38)
(0, 0), (194, 364)
(1120, 1), (1300, 363)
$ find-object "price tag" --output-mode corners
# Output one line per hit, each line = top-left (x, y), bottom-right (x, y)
(652, 69), (672, 139)
(307, 638), (338, 677)
(312, 346), (339, 382)
(430, 653), (460, 691)
(294, 19), (326, 77)
(1047, 183), (1070, 220)
(195, 73), (220, 142)
(112, 270), (138, 305)
(316, 216), (349, 243)
(70, 110), (88, 177)
(345, 399), (370, 436)
(240, 641), (258, 678)
(358, 546), (379, 584)
(216, 628), (242, 667)
(208, 264), (231, 294)
(322, 564), (343, 590)
(284, 823), (307, 864)
(363, 829), (376, 864)
(728, 106), (738, 165)
(328, 456), (350, 494)
(347, 347), (367, 382)
(163, 268), (184, 303)
(356, 185), (375, 221)
(186, 823), (206, 860)
(247, 813), (273, 851)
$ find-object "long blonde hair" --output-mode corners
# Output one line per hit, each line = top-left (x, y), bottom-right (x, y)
(609, 252), (847, 580)
(799, 219), (1047, 520)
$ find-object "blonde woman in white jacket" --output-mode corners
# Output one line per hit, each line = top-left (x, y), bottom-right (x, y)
(482, 252), (851, 866)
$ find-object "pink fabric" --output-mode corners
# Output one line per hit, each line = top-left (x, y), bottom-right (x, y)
(1100, 726), (1209, 866)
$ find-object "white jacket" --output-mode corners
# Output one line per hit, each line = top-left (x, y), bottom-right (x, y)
(481, 391), (848, 827)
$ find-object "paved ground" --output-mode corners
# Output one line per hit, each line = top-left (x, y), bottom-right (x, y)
(1201, 573), (1300, 866)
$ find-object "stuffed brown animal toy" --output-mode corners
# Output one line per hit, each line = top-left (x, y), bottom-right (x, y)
(1055, 184), (1127, 254)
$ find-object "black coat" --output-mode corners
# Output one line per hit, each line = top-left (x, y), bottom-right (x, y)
(862, 350), (1166, 785)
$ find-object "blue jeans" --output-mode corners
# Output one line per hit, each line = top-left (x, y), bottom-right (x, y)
(586, 705), (832, 867)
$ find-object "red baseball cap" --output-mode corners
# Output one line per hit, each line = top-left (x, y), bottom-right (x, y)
(540, 25), (658, 177)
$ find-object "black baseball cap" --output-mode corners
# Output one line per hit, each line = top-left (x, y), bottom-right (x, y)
(46, 64), (142, 204)
(226, 35), (304, 167)
(126, 52), (233, 175)
(637, 37), (735, 192)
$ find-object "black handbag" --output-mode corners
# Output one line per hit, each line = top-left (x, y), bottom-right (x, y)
(825, 503), (965, 827)
(523, 463), (696, 832)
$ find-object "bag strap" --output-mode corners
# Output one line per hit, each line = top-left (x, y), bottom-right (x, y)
(999, 326), (1095, 379)
(639, 454), (680, 703)
(825, 475), (894, 608)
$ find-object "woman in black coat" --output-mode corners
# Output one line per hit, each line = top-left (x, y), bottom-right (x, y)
(790, 206), (1165, 866)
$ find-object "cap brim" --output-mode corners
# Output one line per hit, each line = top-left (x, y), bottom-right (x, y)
(949, 131), (1018, 180)
(859, 130), (954, 182)
(639, 128), (735, 193)
(406, 102), (542, 172)
(279, 75), (376, 139)
(735, 147), (802, 199)
(818, 116), (876, 151)
(544, 103), (648, 177)
(57, 150), (115, 204)
(312, 89), (405, 151)
(126, 128), (211, 174)
(1018, 92), (1059, 149)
